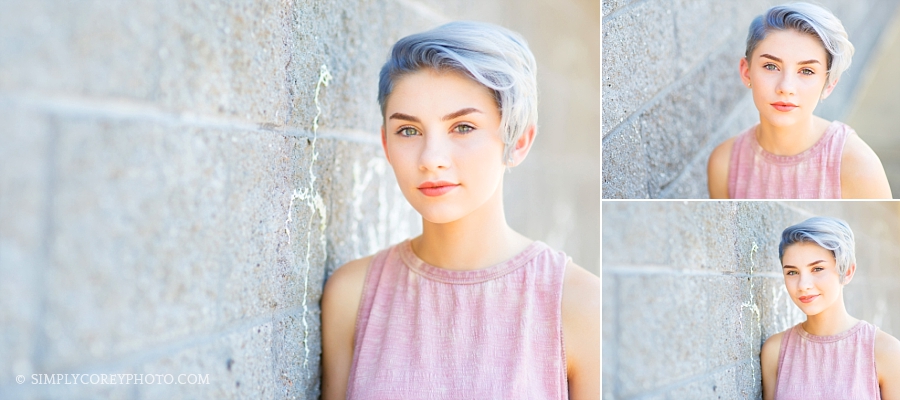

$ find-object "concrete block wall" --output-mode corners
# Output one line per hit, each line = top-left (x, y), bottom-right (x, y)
(602, 0), (900, 199)
(0, 0), (597, 398)
(602, 201), (900, 399)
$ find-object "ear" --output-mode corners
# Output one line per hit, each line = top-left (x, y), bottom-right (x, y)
(842, 262), (856, 285)
(820, 76), (839, 100)
(507, 125), (537, 167)
(380, 126), (391, 164)
(739, 57), (752, 88)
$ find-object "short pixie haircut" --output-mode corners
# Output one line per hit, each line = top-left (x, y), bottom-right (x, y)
(377, 21), (538, 162)
(779, 216), (856, 282)
(745, 2), (854, 92)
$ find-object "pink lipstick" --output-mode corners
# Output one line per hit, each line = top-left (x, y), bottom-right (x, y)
(798, 294), (819, 303)
(418, 181), (459, 197)
(771, 102), (798, 112)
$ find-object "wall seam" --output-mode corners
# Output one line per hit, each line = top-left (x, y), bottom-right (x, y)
(41, 305), (312, 375)
(0, 92), (382, 145)
(603, 30), (740, 140)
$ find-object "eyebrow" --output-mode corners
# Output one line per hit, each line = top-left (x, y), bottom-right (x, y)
(388, 108), (482, 124)
(782, 260), (827, 269)
(759, 53), (821, 65)
(388, 113), (420, 123)
(442, 107), (481, 121)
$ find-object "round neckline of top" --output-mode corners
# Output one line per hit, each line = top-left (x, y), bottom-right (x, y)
(750, 120), (840, 166)
(796, 320), (866, 343)
(398, 239), (546, 284)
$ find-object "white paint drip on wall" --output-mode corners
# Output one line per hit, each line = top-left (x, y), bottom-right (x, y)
(350, 158), (380, 258)
(739, 241), (762, 396)
(373, 160), (389, 255)
(284, 64), (332, 381)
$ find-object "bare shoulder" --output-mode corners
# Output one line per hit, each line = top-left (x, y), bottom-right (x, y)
(562, 260), (601, 322)
(707, 136), (737, 199)
(760, 330), (785, 363)
(760, 330), (786, 400)
(323, 255), (373, 311)
(840, 129), (892, 199)
(561, 260), (600, 399)
(875, 329), (900, 386)
(321, 254), (375, 400)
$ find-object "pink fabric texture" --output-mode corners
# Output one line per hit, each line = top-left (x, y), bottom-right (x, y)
(775, 320), (880, 400)
(346, 240), (569, 399)
(727, 120), (853, 199)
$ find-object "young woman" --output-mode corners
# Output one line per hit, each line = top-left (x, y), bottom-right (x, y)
(320, 21), (600, 399)
(708, 3), (891, 199)
(760, 217), (900, 399)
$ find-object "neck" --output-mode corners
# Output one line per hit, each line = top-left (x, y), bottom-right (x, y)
(801, 291), (858, 336)
(755, 115), (828, 156)
(410, 181), (531, 271)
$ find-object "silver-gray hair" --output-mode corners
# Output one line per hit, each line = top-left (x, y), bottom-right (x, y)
(779, 216), (856, 283)
(377, 21), (538, 162)
(745, 2), (854, 94)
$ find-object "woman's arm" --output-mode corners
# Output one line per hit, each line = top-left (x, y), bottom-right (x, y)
(321, 255), (372, 400)
(876, 329), (900, 400)
(760, 331), (783, 400)
(562, 261), (601, 399)
(840, 134), (892, 199)
(707, 137), (736, 199)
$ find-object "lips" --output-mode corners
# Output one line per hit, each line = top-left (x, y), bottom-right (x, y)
(417, 181), (459, 197)
(798, 294), (819, 303)
(771, 102), (798, 112)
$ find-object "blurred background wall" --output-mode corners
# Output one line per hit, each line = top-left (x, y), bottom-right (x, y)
(602, 201), (900, 399)
(601, 0), (900, 199)
(0, 0), (599, 398)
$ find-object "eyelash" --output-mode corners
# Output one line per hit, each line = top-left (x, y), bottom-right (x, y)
(454, 124), (475, 134)
(763, 63), (815, 75)
(394, 124), (476, 137)
(785, 267), (825, 275)
(397, 126), (419, 137)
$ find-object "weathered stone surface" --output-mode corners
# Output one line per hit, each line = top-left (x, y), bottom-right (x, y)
(0, 103), (49, 386)
(601, 272), (618, 400)
(602, 0), (677, 138)
(615, 274), (710, 396)
(640, 38), (748, 197)
(602, 121), (649, 199)
(603, 201), (743, 271)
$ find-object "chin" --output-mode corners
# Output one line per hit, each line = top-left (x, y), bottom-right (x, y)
(414, 206), (468, 225)
(761, 113), (800, 128)
(795, 302), (828, 317)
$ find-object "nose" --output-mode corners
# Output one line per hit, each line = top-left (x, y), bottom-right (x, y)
(418, 130), (451, 171)
(797, 271), (814, 291)
(776, 71), (796, 96)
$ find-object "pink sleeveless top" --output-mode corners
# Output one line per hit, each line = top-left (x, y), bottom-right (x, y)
(346, 240), (569, 399)
(775, 321), (880, 400)
(728, 121), (853, 199)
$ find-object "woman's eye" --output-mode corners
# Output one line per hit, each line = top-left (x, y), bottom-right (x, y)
(800, 68), (815, 76)
(764, 63), (778, 71)
(454, 124), (474, 134)
(398, 127), (419, 137)
(785, 270), (796, 275)
(813, 267), (824, 272)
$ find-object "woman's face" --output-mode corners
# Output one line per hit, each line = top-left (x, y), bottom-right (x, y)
(381, 68), (507, 224)
(781, 241), (851, 316)
(740, 29), (837, 128)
